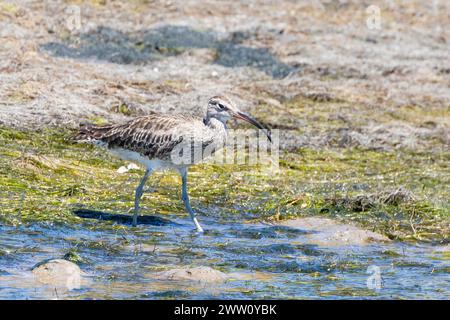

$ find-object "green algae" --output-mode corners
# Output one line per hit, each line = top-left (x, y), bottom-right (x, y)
(0, 126), (448, 242)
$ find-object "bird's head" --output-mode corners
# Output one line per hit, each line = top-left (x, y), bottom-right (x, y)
(206, 95), (271, 142)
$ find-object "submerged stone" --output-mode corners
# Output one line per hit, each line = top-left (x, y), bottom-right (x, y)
(276, 217), (390, 246)
(154, 266), (229, 283)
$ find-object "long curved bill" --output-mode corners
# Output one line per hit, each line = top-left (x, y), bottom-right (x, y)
(234, 111), (272, 142)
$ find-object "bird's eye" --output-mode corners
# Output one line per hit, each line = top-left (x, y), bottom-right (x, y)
(217, 103), (225, 110)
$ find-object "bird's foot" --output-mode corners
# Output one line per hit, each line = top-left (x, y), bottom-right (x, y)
(192, 217), (204, 233)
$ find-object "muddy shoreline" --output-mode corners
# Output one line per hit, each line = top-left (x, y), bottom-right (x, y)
(0, 1), (448, 152)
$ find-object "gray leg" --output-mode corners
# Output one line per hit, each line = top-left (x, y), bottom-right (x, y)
(179, 167), (204, 233)
(133, 168), (152, 227)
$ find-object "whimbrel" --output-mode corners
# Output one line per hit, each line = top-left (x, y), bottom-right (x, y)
(76, 96), (271, 232)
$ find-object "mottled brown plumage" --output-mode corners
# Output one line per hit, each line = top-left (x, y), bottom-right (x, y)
(77, 114), (212, 161)
(76, 95), (271, 232)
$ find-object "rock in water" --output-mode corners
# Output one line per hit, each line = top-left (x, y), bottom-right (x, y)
(277, 217), (390, 246)
(31, 259), (82, 290)
(155, 266), (228, 283)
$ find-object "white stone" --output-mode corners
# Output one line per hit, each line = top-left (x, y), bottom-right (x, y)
(31, 259), (82, 290)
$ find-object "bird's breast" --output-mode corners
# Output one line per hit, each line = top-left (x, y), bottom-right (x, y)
(109, 147), (178, 170)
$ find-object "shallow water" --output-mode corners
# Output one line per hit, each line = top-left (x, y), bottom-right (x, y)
(0, 214), (448, 299)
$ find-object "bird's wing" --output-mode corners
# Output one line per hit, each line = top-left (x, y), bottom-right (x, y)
(89, 114), (208, 160)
